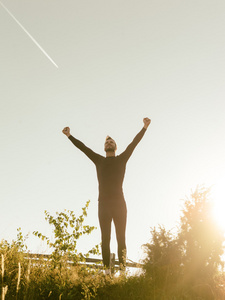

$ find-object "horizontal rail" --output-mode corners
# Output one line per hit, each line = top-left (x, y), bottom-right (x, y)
(24, 253), (143, 269)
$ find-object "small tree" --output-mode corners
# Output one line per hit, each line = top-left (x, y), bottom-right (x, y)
(143, 186), (225, 298)
(33, 200), (100, 267)
(179, 187), (225, 287)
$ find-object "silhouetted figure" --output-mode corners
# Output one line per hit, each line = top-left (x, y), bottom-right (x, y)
(62, 118), (151, 272)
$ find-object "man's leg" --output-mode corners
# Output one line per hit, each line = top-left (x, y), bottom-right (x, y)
(113, 200), (127, 267)
(98, 202), (112, 268)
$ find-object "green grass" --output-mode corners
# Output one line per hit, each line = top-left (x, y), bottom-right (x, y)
(1, 250), (225, 300)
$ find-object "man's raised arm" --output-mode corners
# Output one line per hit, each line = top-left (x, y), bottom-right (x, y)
(120, 117), (151, 162)
(62, 127), (102, 164)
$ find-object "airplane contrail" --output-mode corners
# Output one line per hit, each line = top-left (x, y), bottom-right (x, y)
(0, 1), (59, 68)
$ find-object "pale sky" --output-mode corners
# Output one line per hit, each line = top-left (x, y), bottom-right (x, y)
(1, 0), (225, 263)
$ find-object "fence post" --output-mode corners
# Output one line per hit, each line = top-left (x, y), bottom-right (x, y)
(110, 253), (115, 273)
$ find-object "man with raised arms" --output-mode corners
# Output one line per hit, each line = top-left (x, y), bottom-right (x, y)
(62, 117), (151, 274)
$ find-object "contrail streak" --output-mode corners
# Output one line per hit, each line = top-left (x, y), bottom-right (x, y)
(0, 1), (58, 68)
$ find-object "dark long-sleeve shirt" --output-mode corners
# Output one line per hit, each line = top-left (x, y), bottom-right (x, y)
(68, 127), (146, 203)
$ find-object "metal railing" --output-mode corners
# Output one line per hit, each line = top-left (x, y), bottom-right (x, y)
(25, 253), (143, 269)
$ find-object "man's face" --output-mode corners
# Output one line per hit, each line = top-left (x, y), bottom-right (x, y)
(104, 138), (117, 152)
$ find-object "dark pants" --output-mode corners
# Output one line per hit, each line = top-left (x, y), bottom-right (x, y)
(98, 199), (127, 268)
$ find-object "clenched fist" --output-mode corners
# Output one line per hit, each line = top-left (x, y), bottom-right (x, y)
(143, 117), (151, 129)
(62, 127), (71, 137)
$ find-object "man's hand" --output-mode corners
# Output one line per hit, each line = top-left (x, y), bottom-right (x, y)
(62, 127), (71, 137)
(143, 117), (151, 129)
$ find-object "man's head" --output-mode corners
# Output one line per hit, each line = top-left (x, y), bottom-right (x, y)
(104, 136), (117, 154)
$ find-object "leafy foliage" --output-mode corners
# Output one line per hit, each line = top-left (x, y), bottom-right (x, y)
(0, 228), (30, 299)
(179, 187), (225, 290)
(1, 190), (225, 299)
(143, 186), (225, 299)
(143, 226), (182, 296)
(33, 200), (100, 265)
